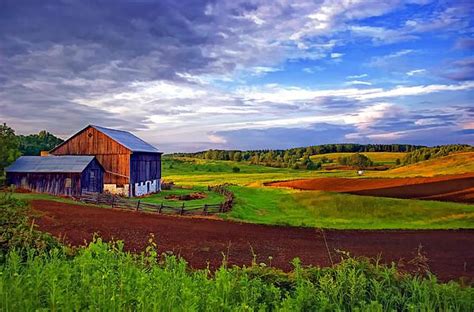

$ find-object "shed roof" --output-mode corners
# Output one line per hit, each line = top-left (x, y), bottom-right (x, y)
(5, 156), (97, 173)
(90, 125), (160, 153)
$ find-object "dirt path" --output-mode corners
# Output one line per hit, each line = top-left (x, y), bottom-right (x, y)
(31, 200), (474, 282)
(267, 173), (474, 204)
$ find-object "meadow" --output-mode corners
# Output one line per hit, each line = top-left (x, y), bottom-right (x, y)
(161, 154), (474, 229)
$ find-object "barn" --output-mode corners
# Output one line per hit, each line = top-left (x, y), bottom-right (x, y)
(50, 125), (162, 197)
(5, 156), (104, 196)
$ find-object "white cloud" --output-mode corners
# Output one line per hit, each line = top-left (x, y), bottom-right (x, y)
(330, 52), (344, 58)
(347, 74), (368, 79)
(406, 69), (426, 76)
(346, 80), (372, 86)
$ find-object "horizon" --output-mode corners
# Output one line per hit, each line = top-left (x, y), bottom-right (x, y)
(1, 0), (473, 153)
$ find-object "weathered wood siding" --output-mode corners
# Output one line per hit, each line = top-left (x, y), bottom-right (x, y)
(51, 127), (131, 185)
(130, 153), (162, 185)
(80, 159), (104, 193)
(7, 172), (83, 196)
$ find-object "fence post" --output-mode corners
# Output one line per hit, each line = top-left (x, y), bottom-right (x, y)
(96, 193), (100, 205)
(203, 204), (208, 215)
(159, 203), (163, 214)
(136, 200), (140, 211)
(181, 202), (185, 215)
(111, 196), (115, 208)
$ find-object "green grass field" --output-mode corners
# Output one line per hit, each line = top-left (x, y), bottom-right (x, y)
(139, 185), (225, 207)
(225, 186), (474, 229)
(162, 156), (474, 229)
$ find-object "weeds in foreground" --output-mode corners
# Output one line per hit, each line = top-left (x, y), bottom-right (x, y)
(0, 238), (473, 311)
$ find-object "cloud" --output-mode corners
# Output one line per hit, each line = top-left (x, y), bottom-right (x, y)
(346, 80), (372, 86)
(406, 69), (426, 76)
(441, 57), (474, 81)
(1, 0), (473, 151)
(347, 74), (368, 79)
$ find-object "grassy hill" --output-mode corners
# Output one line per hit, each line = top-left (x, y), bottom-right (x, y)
(371, 152), (474, 178)
(310, 152), (406, 165)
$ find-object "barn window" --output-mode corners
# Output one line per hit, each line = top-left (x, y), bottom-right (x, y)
(88, 132), (93, 138)
(65, 178), (72, 188)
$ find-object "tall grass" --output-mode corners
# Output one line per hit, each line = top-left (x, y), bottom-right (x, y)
(1, 239), (473, 311)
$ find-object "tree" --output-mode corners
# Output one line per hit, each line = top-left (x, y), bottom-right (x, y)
(18, 130), (64, 156)
(233, 152), (242, 162)
(0, 123), (21, 176)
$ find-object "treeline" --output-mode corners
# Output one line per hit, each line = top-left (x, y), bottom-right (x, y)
(0, 123), (63, 177)
(171, 144), (424, 170)
(402, 145), (473, 165)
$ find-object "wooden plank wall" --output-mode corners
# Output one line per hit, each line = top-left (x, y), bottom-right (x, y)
(51, 127), (131, 185)
(81, 159), (105, 193)
(130, 153), (161, 185)
(7, 172), (82, 196)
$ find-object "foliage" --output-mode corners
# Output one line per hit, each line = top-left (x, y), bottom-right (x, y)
(1, 238), (473, 311)
(337, 153), (373, 169)
(18, 130), (64, 156)
(0, 193), (60, 261)
(232, 166), (241, 173)
(402, 145), (473, 165)
(171, 144), (424, 170)
(0, 123), (21, 176)
(311, 152), (406, 166)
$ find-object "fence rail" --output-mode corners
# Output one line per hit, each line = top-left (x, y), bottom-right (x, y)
(79, 184), (234, 216)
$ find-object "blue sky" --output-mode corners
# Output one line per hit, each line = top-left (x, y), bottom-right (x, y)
(0, 0), (473, 152)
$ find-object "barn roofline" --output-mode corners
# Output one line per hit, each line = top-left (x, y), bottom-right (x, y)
(50, 125), (162, 154)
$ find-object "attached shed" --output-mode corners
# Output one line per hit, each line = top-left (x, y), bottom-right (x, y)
(5, 156), (104, 196)
(50, 125), (162, 197)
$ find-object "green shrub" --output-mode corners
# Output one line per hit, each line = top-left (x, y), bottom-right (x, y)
(232, 166), (241, 173)
(1, 239), (473, 311)
(0, 193), (60, 261)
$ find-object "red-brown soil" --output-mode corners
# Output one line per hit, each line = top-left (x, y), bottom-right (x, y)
(31, 200), (474, 282)
(267, 173), (474, 204)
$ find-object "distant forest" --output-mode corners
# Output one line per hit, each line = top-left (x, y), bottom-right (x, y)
(171, 144), (425, 170)
(171, 143), (473, 170)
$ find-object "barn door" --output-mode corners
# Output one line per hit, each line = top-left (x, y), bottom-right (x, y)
(89, 169), (99, 192)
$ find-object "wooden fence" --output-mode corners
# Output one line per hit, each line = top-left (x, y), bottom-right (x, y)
(79, 184), (234, 216)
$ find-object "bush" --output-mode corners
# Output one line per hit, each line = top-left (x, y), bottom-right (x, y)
(1, 239), (473, 311)
(232, 166), (241, 173)
(0, 193), (59, 261)
(338, 153), (373, 169)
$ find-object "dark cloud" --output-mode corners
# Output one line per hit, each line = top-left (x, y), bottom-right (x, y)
(213, 123), (355, 150)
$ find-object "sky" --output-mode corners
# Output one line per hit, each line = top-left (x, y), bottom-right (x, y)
(0, 0), (473, 152)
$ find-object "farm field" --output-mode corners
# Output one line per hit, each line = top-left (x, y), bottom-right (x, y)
(370, 152), (474, 177)
(30, 199), (474, 282)
(160, 154), (474, 229)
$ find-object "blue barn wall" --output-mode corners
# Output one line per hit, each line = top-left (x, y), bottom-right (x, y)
(130, 152), (161, 184)
(130, 152), (161, 196)
(80, 159), (104, 193)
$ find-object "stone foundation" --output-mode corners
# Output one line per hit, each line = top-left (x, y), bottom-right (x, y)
(104, 184), (130, 196)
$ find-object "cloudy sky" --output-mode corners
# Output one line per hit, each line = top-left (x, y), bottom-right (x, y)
(1, 0), (473, 152)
